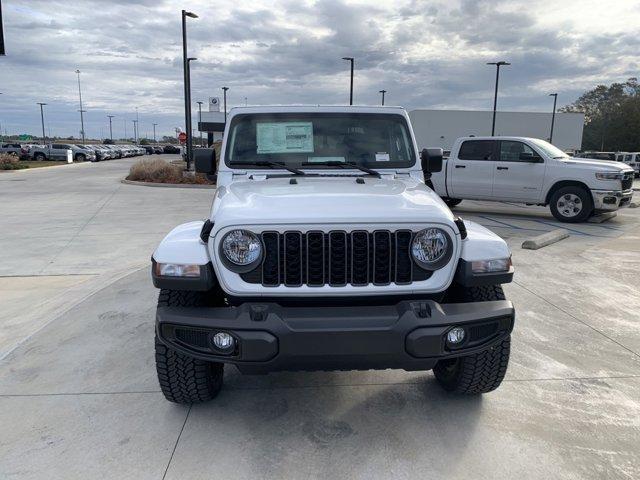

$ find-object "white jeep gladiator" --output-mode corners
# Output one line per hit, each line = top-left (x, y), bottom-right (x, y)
(151, 106), (515, 404)
(432, 136), (634, 222)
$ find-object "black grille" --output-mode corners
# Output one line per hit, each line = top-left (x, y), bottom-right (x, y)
(622, 174), (633, 190)
(175, 328), (210, 349)
(469, 322), (499, 342)
(242, 230), (432, 287)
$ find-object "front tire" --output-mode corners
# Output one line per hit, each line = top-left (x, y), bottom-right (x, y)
(549, 186), (592, 223)
(34, 153), (46, 161)
(155, 289), (224, 404)
(433, 285), (510, 394)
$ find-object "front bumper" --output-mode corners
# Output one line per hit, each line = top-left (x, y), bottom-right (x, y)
(156, 299), (515, 374)
(592, 189), (633, 211)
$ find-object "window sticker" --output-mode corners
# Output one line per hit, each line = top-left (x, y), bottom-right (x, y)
(256, 122), (314, 154)
(375, 152), (390, 162)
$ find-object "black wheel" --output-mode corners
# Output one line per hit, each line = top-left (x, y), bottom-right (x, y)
(155, 289), (224, 404)
(34, 153), (46, 161)
(443, 198), (462, 208)
(76, 153), (86, 162)
(549, 186), (592, 223)
(433, 285), (510, 394)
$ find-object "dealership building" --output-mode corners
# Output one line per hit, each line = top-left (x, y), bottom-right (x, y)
(409, 109), (585, 152)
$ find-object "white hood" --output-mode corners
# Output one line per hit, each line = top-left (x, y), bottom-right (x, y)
(561, 158), (633, 172)
(210, 175), (455, 229)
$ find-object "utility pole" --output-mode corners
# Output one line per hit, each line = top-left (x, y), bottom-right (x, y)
(107, 115), (114, 141)
(75, 69), (86, 144)
(379, 89), (386, 106)
(37, 102), (47, 145)
(152, 123), (157, 143)
(549, 93), (558, 143)
(342, 57), (354, 105)
(132, 120), (138, 143)
(486, 61), (510, 136)
(222, 86), (229, 124)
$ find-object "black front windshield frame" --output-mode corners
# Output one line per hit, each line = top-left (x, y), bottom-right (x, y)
(224, 112), (416, 170)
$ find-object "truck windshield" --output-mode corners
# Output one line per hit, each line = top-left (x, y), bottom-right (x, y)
(528, 138), (570, 159)
(225, 113), (415, 169)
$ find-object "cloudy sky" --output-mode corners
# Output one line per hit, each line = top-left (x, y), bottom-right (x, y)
(1, 0), (639, 140)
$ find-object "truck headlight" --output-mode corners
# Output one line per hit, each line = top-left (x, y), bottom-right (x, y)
(471, 257), (512, 274)
(154, 262), (201, 277)
(595, 171), (623, 180)
(221, 229), (262, 266)
(411, 228), (452, 270)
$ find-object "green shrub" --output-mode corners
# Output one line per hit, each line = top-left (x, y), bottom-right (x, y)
(0, 154), (29, 170)
(126, 159), (214, 184)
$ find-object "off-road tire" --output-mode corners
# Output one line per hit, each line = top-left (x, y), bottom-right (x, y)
(443, 198), (462, 208)
(433, 285), (510, 394)
(549, 186), (593, 223)
(155, 289), (224, 404)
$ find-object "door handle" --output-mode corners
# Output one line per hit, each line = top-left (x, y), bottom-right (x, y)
(497, 166), (508, 170)
(455, 165), (466, 169)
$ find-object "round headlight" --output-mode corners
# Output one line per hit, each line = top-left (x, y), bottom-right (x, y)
(411, 228), (451, 270)
(221, 229), (262, 266)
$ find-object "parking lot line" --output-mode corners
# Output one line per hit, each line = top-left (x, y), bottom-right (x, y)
(476, 214), (548, 232)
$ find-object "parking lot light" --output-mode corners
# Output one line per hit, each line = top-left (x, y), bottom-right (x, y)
(75, 69), (86, 144)
(549, 93), (558, 143)
(379, 89), (386, 106)
(37, 102), (47, 145)
(486, 61), (510, 136)
(182, 9), (198, 170)
(222, 86), (229, 124)
(107, 115), (114, 141)
(342, 57), (354, 105)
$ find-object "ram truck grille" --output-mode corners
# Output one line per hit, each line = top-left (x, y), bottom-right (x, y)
(241, 230), (431, 287)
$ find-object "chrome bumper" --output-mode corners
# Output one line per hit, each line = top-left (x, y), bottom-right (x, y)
(591, 189), (633, 211)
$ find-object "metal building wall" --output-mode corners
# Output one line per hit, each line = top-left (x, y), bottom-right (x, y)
(409, 109), (585, 151)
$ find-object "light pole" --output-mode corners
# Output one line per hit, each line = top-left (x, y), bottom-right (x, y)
(342, 57), (354, 105)
(186, 57), (197, 163)
(379, 89), (386, 106)
(152, 123), (157, 143)
(182, 9), (198, 170)
(75, 69), (86, 144)
(222, 86), (229, 124)
(132, 120), (138, 143)
(549, 93), (558, 144)
(486, 61), (510, 136)
(196, 101), (203, 146)
(107, 115), (114, 141)
(37, 102), (47, 145)
(136, 107), (139, 141)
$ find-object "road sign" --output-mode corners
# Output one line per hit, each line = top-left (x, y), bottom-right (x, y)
(19, 134), (32, 141)
(178, 132), (187, 144)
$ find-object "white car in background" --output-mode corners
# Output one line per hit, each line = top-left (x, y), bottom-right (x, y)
(615, 152), (640, 177)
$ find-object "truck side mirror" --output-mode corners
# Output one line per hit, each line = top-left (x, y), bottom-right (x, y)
(194, 148), (217, 174)
(420, 148), (443, 173)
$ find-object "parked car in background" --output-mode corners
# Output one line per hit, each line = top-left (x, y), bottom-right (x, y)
(153, 146), (163, 154)
(163, 145), (181, 154)
(31, 143), (96, 162)
(575, 151), (616, 161)
(143, 145), (155, 155)
(75, 144), (102, 162)
(615, 152), (640, 177)
(0, 143), (30, 159)
(431, 136), (634, 222)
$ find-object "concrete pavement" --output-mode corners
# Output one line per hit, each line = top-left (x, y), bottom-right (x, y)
(1, 158), (639, 479)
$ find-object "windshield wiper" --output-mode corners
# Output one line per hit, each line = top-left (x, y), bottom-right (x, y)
(300, 161), (381, 178)
(229, 160), (305, 176)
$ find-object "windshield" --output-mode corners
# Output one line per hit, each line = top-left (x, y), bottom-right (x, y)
(225, 113), (415, 169)
(528, 138), (570, 158)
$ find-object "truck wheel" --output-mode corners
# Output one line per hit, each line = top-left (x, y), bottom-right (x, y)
(443, 198), (462, 208)
(433, 285), (510, 394)
(155, 289), (224, 404)
(76, 154), (86, 162)
(34, 153), (46, 161)
(549, 186), (592, 223)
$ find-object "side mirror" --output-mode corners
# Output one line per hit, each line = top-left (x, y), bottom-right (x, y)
(194, 148), (216, 174)
(420, 148), (443, 173)
(519, 152), (542, 162)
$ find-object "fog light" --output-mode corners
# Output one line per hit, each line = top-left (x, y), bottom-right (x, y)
(212, 332), (235, 352)
(447, 327), (466, 345)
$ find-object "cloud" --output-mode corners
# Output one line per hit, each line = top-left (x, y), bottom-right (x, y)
(0, 0), (639, 139)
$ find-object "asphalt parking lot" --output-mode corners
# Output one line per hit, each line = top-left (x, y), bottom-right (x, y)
(1, 157), (639, 479)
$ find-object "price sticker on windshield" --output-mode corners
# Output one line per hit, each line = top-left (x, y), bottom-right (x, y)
(375, 152), (390, 162)
(257, 122), (314, 154)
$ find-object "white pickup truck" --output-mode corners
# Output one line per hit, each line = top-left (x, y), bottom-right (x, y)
(431, 137), (634, 222)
